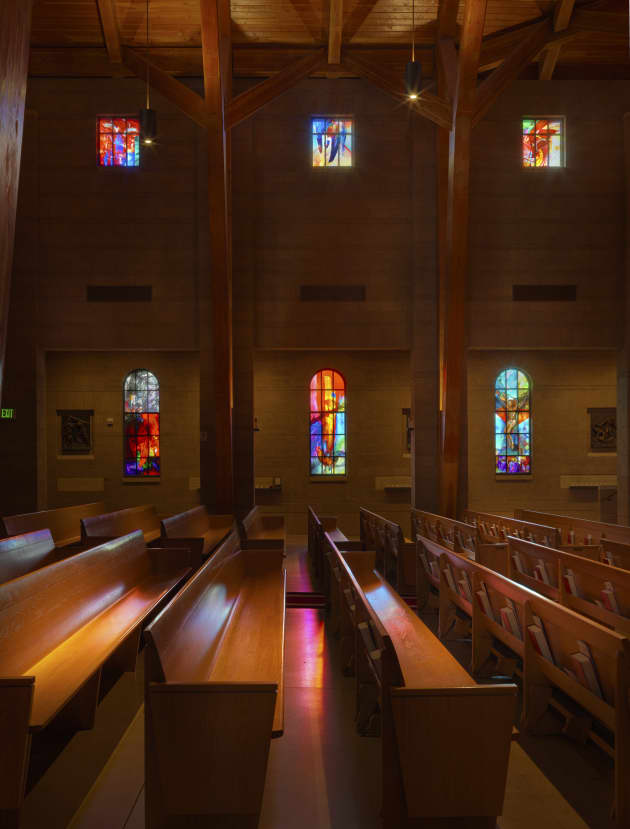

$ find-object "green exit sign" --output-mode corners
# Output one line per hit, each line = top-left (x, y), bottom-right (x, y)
(1, 408), (16, 420)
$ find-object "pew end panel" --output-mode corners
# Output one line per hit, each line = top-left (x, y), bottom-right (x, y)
(390, 684), (517, 821)
(476, 542), (509, 575)
(148, 542), (200, 572)
(0, 677), (34, 819)
(0, 530), (62, 584)
(145, 681), (278, 829)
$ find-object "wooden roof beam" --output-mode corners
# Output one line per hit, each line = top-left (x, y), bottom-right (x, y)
(328, 0), (343, 64)
(474, 20), (553, 123)
(539, 0), (575, 79)
(95, 0), (122, 64)
(343, 52), (452, 130)
(121, 47), (208, 127)
(227, 49), (325, 128)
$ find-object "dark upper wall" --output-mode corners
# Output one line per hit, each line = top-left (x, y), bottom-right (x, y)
(469, 80), (627, 350)
(234, 78), (434, 352)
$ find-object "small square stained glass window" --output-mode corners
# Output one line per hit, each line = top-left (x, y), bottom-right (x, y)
(522, 117), (564, 168)
(98, 116), (140, 167)
(312, 117), (353, 168)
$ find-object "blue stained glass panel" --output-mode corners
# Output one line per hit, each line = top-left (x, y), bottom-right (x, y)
(495, 368), (531, 475)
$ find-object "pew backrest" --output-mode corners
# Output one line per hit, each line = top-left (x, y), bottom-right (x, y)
(410, 508), (477, 557)
(465, 509), (560, 548)
(601, 538), (630, 572)
(515, 508), (630, 547)
(0, 531), (153, 676)
(81, 504), (161, 544)
(1, 502), (105, 547)
(0, 530), (60, 584)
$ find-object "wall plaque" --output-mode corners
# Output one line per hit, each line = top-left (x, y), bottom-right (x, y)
(587, 407), (616, 452)
(58, 409), (94, 454)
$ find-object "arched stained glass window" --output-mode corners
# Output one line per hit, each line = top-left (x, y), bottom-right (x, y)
(310, 370), (346, 476)
(495, 369), (531, 475)
(124, 369), (160, 476)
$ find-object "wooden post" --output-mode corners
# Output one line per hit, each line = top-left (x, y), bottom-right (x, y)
(617, 114), (630, 525)
(439, 0), (487, 517)
(200, 0), (234, 513)
(0, 0), (33, 404)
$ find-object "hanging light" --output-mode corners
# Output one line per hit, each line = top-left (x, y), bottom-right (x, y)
(140, 0), (157, 145)
(405, 0), (422, 100)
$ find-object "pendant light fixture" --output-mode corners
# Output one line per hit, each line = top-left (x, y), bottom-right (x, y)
(140, 0), (157, 145)
(405, 0), (422, 100)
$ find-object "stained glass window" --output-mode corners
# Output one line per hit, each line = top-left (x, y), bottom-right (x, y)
(124, 369), (160, 476)
(312, 118), (353, 167)
(495, 369), (531, 475)
(310, 370), (346, 475)
(522, 118), (564, 168)
(98, 116), (140, 167)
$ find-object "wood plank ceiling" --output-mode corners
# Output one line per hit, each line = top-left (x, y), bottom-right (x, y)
(28, 0), (629, 79)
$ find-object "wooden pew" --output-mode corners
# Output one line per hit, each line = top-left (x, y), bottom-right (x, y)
(0, 531), (192, 826)
(505, 536), (630, 638)
(143, 530), (285, 829)
(464, 509), (561, 548)
(81, 504), (162, 545)
(602, 538), (630, 571)
(325, 533), (517, 828)
(307, 505), (347, 587)
(238, 505), (285, 550)
(418, 534), (630, 828)
(0, 530), (66, 584)
(160, 506), (233, 567)
(411, 508), (507, 574)
(359, 507), (415, 594)
(1, 501), (105, 548)
(515, 508), (630, 549)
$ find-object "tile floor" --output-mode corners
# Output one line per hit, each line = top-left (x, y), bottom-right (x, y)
(20, 538), (608, 828)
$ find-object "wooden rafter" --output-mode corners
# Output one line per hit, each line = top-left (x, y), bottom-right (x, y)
(474, 19), (553, 124)
(227, 50), (326, 128)
(122, 47), (208, 127)
(539, 0), (576, 79)
(95, 0), (122, 64)
(328, 0), (343, 64)
(343, 52), (452, 130)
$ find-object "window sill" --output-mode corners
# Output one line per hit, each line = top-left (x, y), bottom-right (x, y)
(122, 477), (161, 484)
(309, 476), (349, 484)
(495, 474), (532, 482)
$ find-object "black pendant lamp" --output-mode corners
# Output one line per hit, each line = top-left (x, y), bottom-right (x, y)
(140, 0), (157, 145)
(405, 0), (421, 100)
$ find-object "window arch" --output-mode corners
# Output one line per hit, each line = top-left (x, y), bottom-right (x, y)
(124, 369), (160, 476)
(495, 368), (531, 475)
(310, 370), (346, 476)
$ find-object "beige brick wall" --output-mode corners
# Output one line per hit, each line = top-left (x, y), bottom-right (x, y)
(46, 351), (200, 516)
(467, 350), (617, 520)
(254, 350), (411, 535)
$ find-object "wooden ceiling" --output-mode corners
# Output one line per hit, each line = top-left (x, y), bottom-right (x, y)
(28, 0), (629, 79)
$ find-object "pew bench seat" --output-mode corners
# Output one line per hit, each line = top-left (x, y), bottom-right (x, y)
(27, 567), (190, 730)
(144, 531), (285, 827)
(239, 505), (285, 550)
(0, 531), (192, 822)
(160, 506), (233, 566)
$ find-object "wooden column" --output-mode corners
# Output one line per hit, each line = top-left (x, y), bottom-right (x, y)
(0, 0), (33, 403)
(617, 113), (630, 524)
(199, 0), (234, 513)
(439, 0), (487, 517)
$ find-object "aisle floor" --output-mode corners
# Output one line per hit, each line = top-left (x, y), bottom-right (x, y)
(21, 538), (598, 828)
